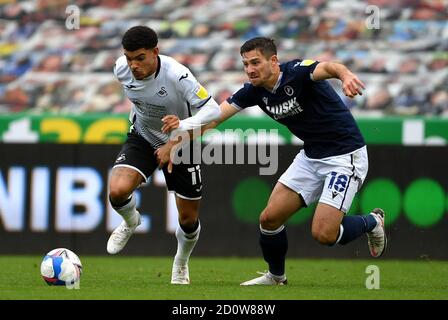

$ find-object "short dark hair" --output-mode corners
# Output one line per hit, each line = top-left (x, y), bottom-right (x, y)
(122, 26), (158, 51)
(240, 37), (277, 59)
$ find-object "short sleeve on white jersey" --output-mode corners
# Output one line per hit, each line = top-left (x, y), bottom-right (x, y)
(166, 58), (211, 114)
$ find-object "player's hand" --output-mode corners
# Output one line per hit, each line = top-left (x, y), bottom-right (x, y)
(342, 72), (365, 98)
(161, 115), (180, 133)
(154, 143), (173, 173)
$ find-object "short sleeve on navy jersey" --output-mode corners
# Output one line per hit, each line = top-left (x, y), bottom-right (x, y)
(226, 83), (256, 110)
(290, 59), (319, 85)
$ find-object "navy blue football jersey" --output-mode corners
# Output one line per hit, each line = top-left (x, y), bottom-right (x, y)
(227, 59), (365, 159)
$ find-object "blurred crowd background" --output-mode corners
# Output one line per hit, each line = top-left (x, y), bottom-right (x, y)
(0, 0), (447, 117)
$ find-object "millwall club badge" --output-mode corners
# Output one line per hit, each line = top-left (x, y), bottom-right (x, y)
(284, 85), (294, 96)
(262, 97), (269, 105)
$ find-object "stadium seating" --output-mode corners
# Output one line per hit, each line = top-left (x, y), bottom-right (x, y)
(0, 0), (447, 116)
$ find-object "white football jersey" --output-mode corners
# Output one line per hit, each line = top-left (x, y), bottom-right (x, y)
(114, 54), (212, 148)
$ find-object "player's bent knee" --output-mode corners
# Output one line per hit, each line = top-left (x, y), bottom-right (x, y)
(176, 197), (200, 228)
(178, 213), (198, 228)
(109, 186), (133, 205)
(311, 228), (338, 246)
(259, 211), (282, 230)
(177, 206), (199, 227)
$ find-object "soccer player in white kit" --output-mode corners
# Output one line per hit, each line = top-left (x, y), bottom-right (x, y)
(160, 37), (387, 286)
(107, 26), (220, 284)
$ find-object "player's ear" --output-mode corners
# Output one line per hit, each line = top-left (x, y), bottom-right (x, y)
(152, 47), (159, 56)
(270, 54), (278, 66)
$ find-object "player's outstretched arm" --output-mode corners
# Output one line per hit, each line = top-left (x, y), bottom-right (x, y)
(165, 97), (221, 133)
(156, 101), (240, 172)
(161, 100), (239, 134)
(312, 61), (365, 98)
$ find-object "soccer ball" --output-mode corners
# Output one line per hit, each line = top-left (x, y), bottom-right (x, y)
(40, 248), (83, 286)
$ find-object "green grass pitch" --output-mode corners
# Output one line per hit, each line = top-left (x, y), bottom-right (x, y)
(1, 256), (447, 300)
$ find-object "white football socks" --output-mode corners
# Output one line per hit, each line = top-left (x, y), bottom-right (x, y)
(112, 195), (140, 227)
(174, 222), (201, 266)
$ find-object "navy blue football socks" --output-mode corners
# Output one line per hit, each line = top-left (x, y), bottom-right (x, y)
(259, 226), (288, 277)
(338, 214), (377, 245)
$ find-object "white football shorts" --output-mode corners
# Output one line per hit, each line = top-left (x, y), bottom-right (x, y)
(278, 146), (368, 213)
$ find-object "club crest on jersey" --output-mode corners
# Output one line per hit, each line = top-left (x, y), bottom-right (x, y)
(284, 85), (294, 96)
(157, 86), (168, 97)
(262, 97), (269, 105)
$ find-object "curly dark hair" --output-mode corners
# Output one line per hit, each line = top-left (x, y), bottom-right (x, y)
(122, 26), (158, 51)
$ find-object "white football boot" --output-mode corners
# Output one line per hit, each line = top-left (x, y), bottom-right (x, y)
(171, 263), (190, 285)
(107, 213), (141, 254)
(240, 272), (287, 286)
(367, 208), (387, 258)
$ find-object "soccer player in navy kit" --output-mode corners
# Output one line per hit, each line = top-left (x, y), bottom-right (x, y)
(160, 37), (387, 286)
